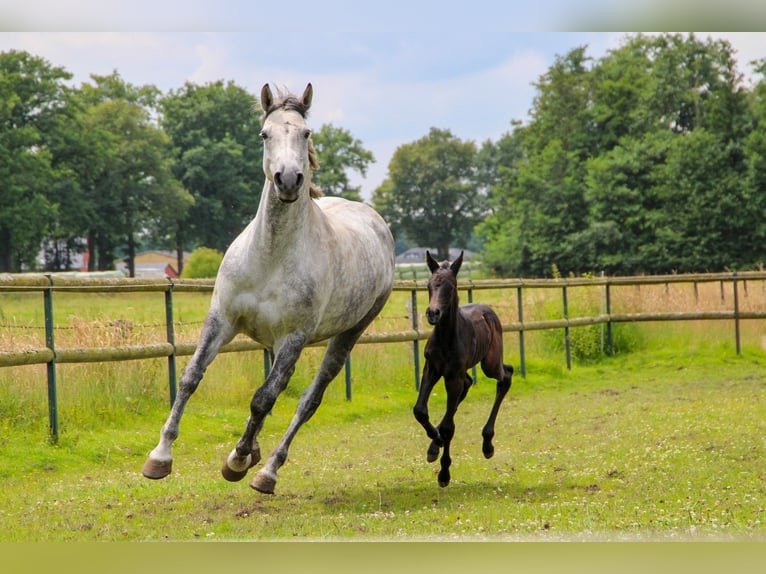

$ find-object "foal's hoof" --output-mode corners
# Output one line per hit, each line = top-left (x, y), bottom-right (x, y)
(482, 444), (495, 459)
(437, 470), (451, 488)
(250, 470), (277, 495)
(426, 441), (440, 463)
(142, 457), (172, 480)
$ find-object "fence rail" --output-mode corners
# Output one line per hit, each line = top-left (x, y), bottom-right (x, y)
(3, 271), (766, 442)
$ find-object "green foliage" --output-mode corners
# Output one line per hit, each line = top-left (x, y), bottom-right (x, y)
(0, 50), (71, 271)
(479, 33), (765, 277)
(160, 80), (264, 253)
(311, 124), (374, 201)
(372, 128), (485, 260)
(181, 247), (223, 278)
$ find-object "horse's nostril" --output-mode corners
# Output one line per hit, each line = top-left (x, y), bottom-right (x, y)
(274, 172), (283, 187)
(295, 173), (304, 188)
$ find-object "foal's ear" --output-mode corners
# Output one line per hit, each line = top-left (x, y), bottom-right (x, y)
(426, 250), (440, 274)
(450, 251), (464, 276)
(260, 83), (273, 113)
(301, 83), (313, 110)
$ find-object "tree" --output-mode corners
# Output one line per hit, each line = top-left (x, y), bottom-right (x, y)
(160, 81), (264, 257)
(0, 50), (71, 271)
(73, 72), (192, 275)
(479, 33), (760, 277)
(372, 128), (483, 260)
(310, 124), (374, 201)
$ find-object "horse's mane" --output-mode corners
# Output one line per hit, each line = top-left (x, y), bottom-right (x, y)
(261, 89), (323, 199)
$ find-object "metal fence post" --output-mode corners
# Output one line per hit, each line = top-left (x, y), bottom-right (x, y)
(43, 275), (58, 443)
(467, 285), (477, 382)
(517, 286), (526, 378)
(411, 288), (421, 390)
(733, 272), (741, 355)
(605, 279), (613, 355)
(345, 355), (352, 401)
(563, 285), (572, 370)
(164, 279), (177, 406)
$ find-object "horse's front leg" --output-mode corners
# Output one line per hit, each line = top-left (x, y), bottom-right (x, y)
(413, 361), (443, 462)
(250, 326), (364, 494)
(221, 333), (306, 483)
(143, 311), (233, 479)
(435, 374), (463, 487)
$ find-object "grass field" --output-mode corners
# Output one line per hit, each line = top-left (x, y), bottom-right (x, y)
(1, 281), (765, 541)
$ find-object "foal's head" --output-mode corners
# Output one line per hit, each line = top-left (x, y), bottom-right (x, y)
(425, 250), (464, 326)
(260, 83), (322, 203)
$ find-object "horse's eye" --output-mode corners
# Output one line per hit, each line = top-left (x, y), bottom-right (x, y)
(303, 129), (311, 140)
(260, 130), (268, 140)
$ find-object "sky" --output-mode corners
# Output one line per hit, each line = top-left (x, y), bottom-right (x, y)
(2, 1), (766, 200)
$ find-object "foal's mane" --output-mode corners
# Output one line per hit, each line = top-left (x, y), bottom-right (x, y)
(260, 88), (323, 199)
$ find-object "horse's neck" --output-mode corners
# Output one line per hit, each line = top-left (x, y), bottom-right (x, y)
(251, 182), (323, 254)
(432, 301), (462, 347)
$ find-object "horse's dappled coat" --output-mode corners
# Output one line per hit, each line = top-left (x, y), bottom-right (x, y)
(141, 83), (395, 494)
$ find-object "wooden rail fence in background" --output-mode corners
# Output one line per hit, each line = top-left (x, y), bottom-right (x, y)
(2, 271), (766, 442)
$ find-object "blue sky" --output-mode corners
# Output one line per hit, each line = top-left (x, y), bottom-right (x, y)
(2, 1), (766, 198)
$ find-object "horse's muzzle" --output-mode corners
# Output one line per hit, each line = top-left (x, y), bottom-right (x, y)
(274, 170), (304, 202)
(426, 307), (441, 325)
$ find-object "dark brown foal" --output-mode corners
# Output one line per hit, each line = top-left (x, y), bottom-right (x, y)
(413, 250), (514, 487)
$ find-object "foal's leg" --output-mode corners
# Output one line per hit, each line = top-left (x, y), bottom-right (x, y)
(250, 300), (385, 494)
(434, 374), (465, 487)
(413, 361), (445, 462)
(142, 311), (234, 479)
(221, 332), (306, 482)
(480, 363), (513, 459)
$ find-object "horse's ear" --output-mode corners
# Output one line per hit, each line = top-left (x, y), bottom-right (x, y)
(426, 250), (440, 274)
(260, 83), (273, 113)
(301, 83), (313, 110)
(450, 251), (464, 276)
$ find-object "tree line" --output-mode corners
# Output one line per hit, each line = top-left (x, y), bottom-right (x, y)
(373, 33), (766, 276)
(3, 33), (766, 278)
(0, 50), (373, 274)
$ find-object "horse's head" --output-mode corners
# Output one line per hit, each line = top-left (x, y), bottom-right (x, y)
(425, 250), (463, 326)
(260, 83), (319, 203)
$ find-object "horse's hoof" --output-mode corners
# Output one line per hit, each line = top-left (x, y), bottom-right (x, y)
(250, 470), (277, 494)
(427, 442), (440, 463)
(142, 458), (172, 479)
(482, 445), (495, 459)
(437, 469), (450, 487)
(221, 453), (255, 482)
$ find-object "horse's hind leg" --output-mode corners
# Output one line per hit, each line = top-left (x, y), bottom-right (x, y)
(251, 297), (386, 494)
(142, 311), (234, 479)
(481, 363), (513, 459)
(221, 332), (306, 485)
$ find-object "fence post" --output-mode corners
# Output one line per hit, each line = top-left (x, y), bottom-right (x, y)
(563, 285), (572, 370)
(605, 279), (613, 355)
(733, 272), (741, 355)
(164, 279), (177, 406)
(345, 355), (352, 401)
(467, 284), (477, 382)
(43, 275), (58, 443)
(517, 286), (526, 378)
(411, 288), (421, 390)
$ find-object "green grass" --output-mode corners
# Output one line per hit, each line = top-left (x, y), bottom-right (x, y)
(1, 338), (765, 541)
(2, 283), (766, 540)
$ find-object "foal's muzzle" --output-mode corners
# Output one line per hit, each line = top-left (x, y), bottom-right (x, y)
(426, 307), (441, 325)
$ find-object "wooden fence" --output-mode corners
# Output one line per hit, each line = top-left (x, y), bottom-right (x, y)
(2, 271), (766, 442)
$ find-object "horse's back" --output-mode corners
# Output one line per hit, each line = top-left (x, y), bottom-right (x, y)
(315, 196), (395, 283)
